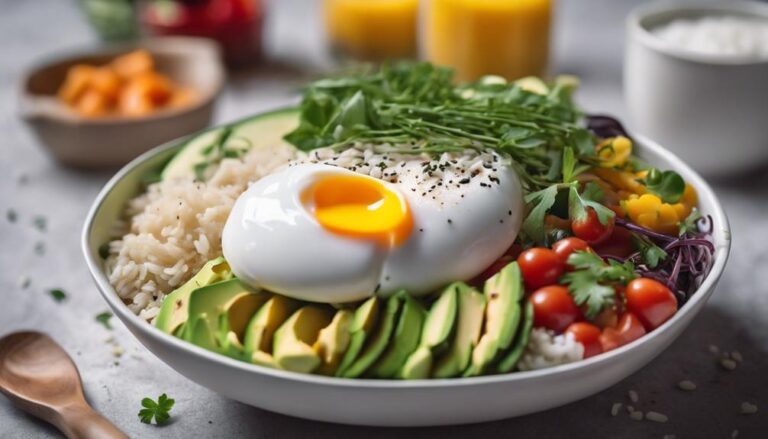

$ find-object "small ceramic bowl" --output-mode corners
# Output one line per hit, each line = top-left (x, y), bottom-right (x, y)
(81, 110), (731, 427)
(19, 37), (224, 168)
(625, 0), (768, 175)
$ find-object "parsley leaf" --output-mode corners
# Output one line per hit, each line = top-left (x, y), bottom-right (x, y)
(678, 208), (703, 236)
(48, 289), (67, 302)
(631, 233), (667, 268)
(643, 168), (685, 203)
(522, 185), (559, 243)
(561, 251), (637, 318)
(139, 393), (175, 425)
(568, 182), (615, 226)
(96, 311), (113, 330)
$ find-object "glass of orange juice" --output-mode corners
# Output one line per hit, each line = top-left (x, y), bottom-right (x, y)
(421, 0), (553, 82)
(323, 0), (419, 62)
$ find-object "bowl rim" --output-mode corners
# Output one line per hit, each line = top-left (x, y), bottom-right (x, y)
(18, 36), (225, 126)
(628, 0), (768, 66)
(82, 109), (731, 389)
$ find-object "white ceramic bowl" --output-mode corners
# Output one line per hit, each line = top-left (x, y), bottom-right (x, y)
(625, 0), (768, 175)
(82, 116), (731, 426)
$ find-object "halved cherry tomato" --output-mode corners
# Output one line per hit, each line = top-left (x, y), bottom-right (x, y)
(565, 322), (603, 359)
(600, 312), (646, 352)
(593, 226), (634, 259)
(530, 285), (582, 332)
(625, 278), (678, 330)
(572, 208), (615, 245)
(552, 237), (591, 267)
(517, 248), (565, 289)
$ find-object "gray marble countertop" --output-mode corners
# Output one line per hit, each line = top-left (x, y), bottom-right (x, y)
(1, 0), (766, 437)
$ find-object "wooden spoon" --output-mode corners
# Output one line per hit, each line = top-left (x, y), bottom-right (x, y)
(0, 331), (128, 439)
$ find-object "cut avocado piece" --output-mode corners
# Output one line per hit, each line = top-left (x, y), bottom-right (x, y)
(182, 278), (266, 344)
(399, 346), (432, 380)
(399, 285), (459, 379)
(313, 309), (353, 375)
(155, 257), (232, 335)
(220, 329), (247, 361)
(371, 292), (426, 378)
(161, 127), (227, 181)
(273, 306), (333, 373)
(433, 283), (486, 378)
(340, 294), (402, 378)
(251, 350), (278, 368)
(335, 296), (380, 376)
(515, 76), (549, 95)
(243, 295), (299, 357)
(465, 262), (524, 376)
(496, 299), (535, 373)
(188, 313), (218, 352)
(161, 108), (299, 181)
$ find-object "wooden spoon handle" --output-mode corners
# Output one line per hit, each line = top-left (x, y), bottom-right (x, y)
(56, 404), (129, 439)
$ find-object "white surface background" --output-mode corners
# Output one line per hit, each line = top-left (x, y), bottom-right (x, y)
(1, 0), (766, 437)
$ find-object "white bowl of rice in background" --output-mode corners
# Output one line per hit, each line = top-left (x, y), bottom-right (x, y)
(82, 108), (731, 426)
(625, 0), (768, 175)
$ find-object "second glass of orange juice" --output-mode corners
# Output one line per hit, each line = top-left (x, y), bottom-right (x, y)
(324, 0), (419, 61)
(421, 0), (553, 82)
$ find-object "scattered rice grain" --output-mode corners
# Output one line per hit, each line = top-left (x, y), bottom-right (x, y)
(628, 390), (639, 403)
(720, 358), (737, 370)
(611, 402), (622, 416)
(645, 411), (668, 423)
(629, 411), (644, 421)
(731, 351), (743, 362)
(677, 380), (697, 391)
(740, 402), (758, 415)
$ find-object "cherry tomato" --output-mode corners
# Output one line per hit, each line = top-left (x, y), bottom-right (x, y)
(517, 248), (565, 289)
(593, 226), (634, 259)
(552, 237), (591, 266)
(530, 286), (582, 332)
(571, 208), (615, 245)
(600, 312), (646, 352)
(592, 306), (619, 329)
(565, 322), (603, 359)
(625, 278), (678, 330)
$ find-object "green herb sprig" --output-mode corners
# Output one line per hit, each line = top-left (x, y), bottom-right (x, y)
(138, 393), (175, 425)
(561, 251), (637, 318)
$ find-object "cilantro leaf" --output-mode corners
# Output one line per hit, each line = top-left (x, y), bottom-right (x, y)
(678, 208), (703, 236)
(522, 185), (559, 243)
(631, 233), (667, 268)
(643, 168), (685, 203)
(568, 183), (615, 226)
(96, 311), (113, 330)
(139, 394), (175, 425)
(561, 251), (637, 318)
(48, 289), (67, 303)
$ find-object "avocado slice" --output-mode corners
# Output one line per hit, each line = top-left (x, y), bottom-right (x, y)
(399, 285), (459, 379)
(161, 108), (298, 181)
(339, 294), (402, 378)
(465, 262), (524, 376)
(496, 299), (535, 373)
(243, 295), (299, 357)
(155, 257), (232, 335)
(370, 292), (426, 378)
(188, 313), (218, 352)
(251, 350), (278, 368)
(432, 283), (486, 378)
(313, 309), (353, 375)
(335, 296), (380, 376)
(182, 278), (266, 345)
(273, 306), (333, 373)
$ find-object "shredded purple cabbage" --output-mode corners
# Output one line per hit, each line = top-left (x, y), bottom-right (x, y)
(612, 217), (715, 305)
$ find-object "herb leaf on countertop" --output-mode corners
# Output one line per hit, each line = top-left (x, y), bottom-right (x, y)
(139, 393), (175, 425)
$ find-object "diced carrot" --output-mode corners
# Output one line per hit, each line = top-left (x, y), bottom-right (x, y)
(58, 64), (96, 104)
(89, 67), (122, 103)
(110, 49), (154, 79)
(75, 89), (109, 117)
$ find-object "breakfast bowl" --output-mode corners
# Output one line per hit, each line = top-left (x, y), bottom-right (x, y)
(19, 37), (224, 168)
(82, 70), (730, 426)
(625, 0), (768, 175)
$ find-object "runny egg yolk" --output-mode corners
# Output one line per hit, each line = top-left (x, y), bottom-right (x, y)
(307, 174), (413, 247)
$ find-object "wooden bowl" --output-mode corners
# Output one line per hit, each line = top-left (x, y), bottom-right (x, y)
(19, 37), (225, 168)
